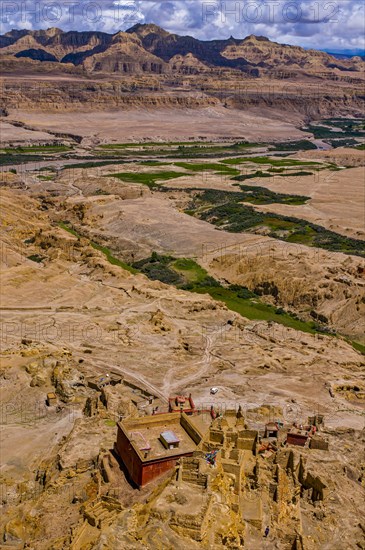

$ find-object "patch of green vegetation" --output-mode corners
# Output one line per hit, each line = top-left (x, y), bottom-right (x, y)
(90, 242), (138, 273)
(93, 141), (263, 161)
(354, 143), (365, 150)
(37, 166), (57, 172)
(221, 156), (320, 167)
(100, 140), (261, 149)
(171, 258), (209, 284)
(185, 185), (308, 208)
(132, 252), (183, 284)
(1, 145), (72, 153)
(282, 171), (314, 177)
(66, 160), (128, 169)
(171, 142), (262, 159)
(324, 138), (359, 148)
(0, 153), (44, 166)
(186, 189), (365, 257)
(350, 340), (365, 355)
(286, 226), (317, 245)
(173, 259), (220, 290)
(268, 167), (285, 173)
(105, 419), (116, 427)
(236, 184), (309, 205)
(233, 170), (314, 182)
(133, 253), (318, 334)
(108, 171), (188, 188)
(328, 118), (365, 130)
(0, 144), (75, 167)
(264, 217), (297, 231)
(224, 142), (260, 149)
(93, 188), (110, 195)
(0, 146), (73, 167)
(98, 141), (208, 149)
(37, 175), (54, 181)
(58, 221), (80, 238)
(27, 254), (44, 263)
(305, 118), (365, 141)
(58, 222), (137, 273)
(272, 140), (317, 151)
(220, 157), (256, 166)
(198, 286), (317, 333)
(174, 161), (240, 176)
(228, 284), (256, 299)
(132, 253), (219, 288)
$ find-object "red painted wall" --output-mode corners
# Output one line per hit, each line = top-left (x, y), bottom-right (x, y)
(141, 458), (178, 486)
(116, 425), (143, 486)
(287, 433), (308, 447)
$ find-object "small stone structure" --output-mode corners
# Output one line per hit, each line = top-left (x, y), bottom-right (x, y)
(287, 432), (308, 447)
(86, 372), (122, 391)
(83, 496), (122, 529)
(309, 435), (329, 451)
(168, 393), (196, 413)
(265, 422), (279, 438)
(46, 392), (57, 406)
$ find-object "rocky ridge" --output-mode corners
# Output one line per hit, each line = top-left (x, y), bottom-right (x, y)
(1, 24), (364, 77)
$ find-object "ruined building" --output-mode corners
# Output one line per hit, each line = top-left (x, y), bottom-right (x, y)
(115, 412), (203, 487)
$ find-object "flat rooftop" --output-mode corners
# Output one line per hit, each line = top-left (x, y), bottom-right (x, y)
(118, 413), (200, 462)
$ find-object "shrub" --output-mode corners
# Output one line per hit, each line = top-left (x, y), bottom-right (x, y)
(27, 254), (44, 263)
(228, 284), (256, 299)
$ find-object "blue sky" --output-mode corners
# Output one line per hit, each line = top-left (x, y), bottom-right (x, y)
(1, 0), (364, 52)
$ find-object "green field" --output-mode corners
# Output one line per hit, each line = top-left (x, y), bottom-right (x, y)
(174, 161), (240, 176)
(107, 171), (189, 188)
(171, 258), (209, 283)
(220, 156), (320, 167)
(66, 159), (129, 169)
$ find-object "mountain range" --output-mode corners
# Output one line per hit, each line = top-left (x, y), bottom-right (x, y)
(1, 24), (364, 77)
